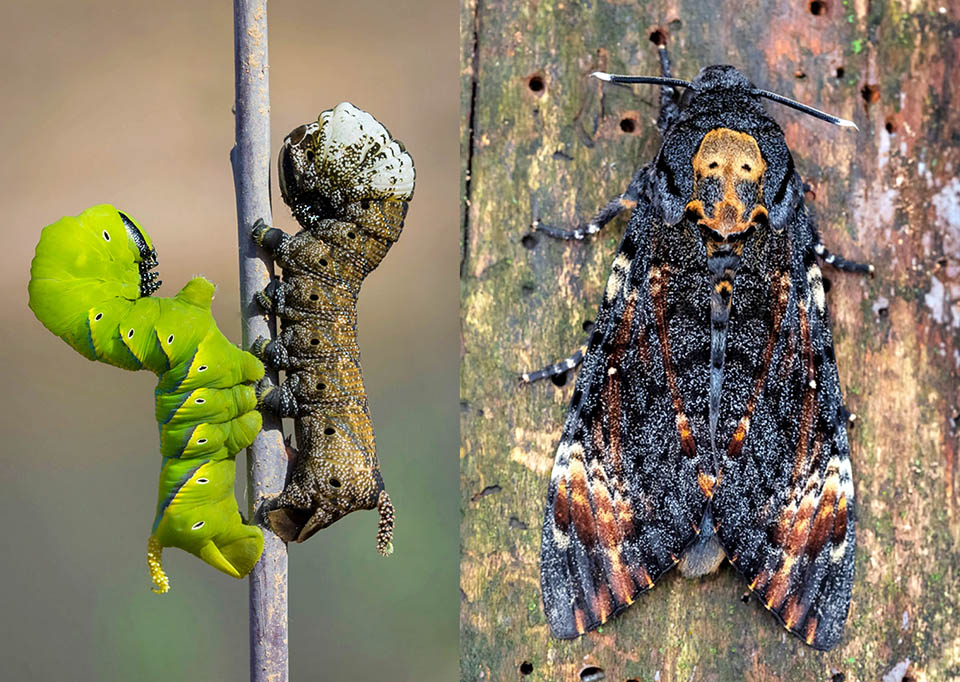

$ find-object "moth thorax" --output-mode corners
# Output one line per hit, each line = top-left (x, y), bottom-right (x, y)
(684, 128), (769, 241)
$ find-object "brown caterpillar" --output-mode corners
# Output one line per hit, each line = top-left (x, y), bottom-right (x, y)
(251, 102), (414, 551)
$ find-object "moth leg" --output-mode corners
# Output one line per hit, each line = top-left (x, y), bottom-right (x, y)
(519, 345), (585, 385)
(251, 218), (291, 256)
(531, 168), (645, 241)
(814, 242), (874, 275)
(655, 42), (682, 134)
(255, 375), (300, 417)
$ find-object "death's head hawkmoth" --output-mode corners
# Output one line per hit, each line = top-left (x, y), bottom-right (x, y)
(533, 46), (866, 650)
(28, 204), (265, 592)
(250, 102), (414, 552)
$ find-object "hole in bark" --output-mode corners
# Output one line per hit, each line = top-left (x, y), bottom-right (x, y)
(521, 233), (538, 249)
(521, 282), (535, 296)
(885, 117), (898, 134)
(649, 28), (667, 46)
(668, 18), (683, 31)
(527, 74), (545, 95)
(831, 674), (845, 682)
(795, 70), (807, 79)
(520, 661), (533, 675)
(861, 83), (880, 104)
(579, 666), (606, 682)
(835, 66), (845, 78)
(619, 117), (638, 134)
(822, 277), (832, 293)
(740, 592), (750, 603)
(810, 0), (828, 15)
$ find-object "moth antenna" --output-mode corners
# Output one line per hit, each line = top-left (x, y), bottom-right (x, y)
(591, 72), (692, 89)
(752, 89), (858, 129)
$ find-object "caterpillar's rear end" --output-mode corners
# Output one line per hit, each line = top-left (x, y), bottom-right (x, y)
(252, 103), (413, 552)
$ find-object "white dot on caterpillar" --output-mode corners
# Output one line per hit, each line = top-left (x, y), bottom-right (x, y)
(809, 379), (817, 389)
(191, 521), (205, 530)
(196, 478), (209, 485)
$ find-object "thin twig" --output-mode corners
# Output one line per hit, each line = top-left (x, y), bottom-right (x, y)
(231, 2), (289, 681)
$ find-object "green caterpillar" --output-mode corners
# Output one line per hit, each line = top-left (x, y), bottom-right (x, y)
(251, 102), (413, 551)
(28, 204), (265, 592)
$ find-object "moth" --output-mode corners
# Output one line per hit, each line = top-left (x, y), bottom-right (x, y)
(251, 102), (415, 553)
(28, 204), (266, 593)
(531, 44), (869, 650)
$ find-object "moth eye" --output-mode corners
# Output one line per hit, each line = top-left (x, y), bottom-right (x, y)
(191, 521), (205, 530)
(127, 329), (135, 339)
(198, 365), (208, 372)
(709, 161), (719, 169)
(347, 231), (356, 239)
(360, 199), (370, 210)
(197, 438), (208, 445)
(167, 334), (174, 344)
(742, 163), (752, 171)
(324, 427), (335, 435)
(195, 398), (206, 404)
(305, 149), (315, 162)
(329, 477), (341, 488)
(196, 478), (209, 485)
(102, 230), (111, 241)
(316, 382), (325, 390)
(310, 338), (320, 346)
(94, 313), (103, 321)
(319, 258), (328, 267)
(309, 294), (319, 301)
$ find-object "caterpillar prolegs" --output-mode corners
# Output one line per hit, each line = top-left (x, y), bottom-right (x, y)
(28, 204), (265, 592)
(251, 102), (414, 552)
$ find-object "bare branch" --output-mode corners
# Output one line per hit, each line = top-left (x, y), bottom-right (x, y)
(231, 2), (289, 680)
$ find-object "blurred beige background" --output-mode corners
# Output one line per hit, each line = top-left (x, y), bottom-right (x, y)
(0, 1), (458, 680)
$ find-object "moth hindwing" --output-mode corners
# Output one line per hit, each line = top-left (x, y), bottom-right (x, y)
(531, 44), (867, 651)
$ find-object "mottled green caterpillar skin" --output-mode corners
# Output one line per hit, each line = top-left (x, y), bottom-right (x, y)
(28, 204), (265, 592)
(252, 103), (413, 551)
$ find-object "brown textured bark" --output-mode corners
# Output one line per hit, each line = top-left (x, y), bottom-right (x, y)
(460, 1), (960, 680)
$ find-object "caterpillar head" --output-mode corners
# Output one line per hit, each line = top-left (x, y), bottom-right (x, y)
(278, 102), (415, 231)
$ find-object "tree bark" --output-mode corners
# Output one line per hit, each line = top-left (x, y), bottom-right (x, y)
(460, 1), (960, 680)
(232, 2), (289, 680)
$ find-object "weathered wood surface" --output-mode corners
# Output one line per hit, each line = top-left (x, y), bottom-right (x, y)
(460, 1), (960, 680)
